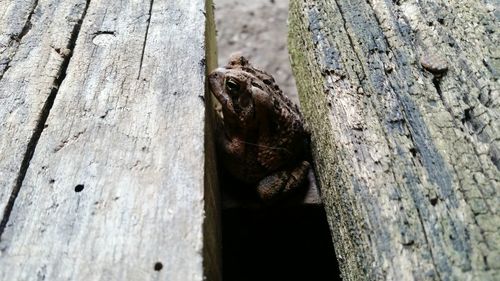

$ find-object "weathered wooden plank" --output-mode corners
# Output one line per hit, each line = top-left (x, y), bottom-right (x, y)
(0, 0), (219, 280)
(0, 0), (87, 229)
(289, 0), (499, 280)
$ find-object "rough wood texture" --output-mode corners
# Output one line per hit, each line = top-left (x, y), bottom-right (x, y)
(289, 0), (499, 280)
(0, 0), (83, 229)
(0, 0), (220, 280)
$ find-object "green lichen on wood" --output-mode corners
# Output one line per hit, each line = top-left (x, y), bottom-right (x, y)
(288, 0), (499, 280)
(288, 1), (372, 280)
(203, 1), (222, 280)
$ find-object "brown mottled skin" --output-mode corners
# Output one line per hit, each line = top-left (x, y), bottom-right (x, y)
(208, 54), (310, 201)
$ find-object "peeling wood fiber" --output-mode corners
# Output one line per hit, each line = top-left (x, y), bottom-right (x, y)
(288, 0), (499, 280)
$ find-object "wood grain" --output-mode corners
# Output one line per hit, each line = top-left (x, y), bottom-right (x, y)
(289, 0), (499, 280)
(0, 0), (87, 229)
(0, 0), (220, 280)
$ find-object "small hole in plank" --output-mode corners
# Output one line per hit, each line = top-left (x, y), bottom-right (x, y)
(74, 184), (84, 192)
(429, 197), (438, 206)
(154, 262), (163, 271)
(461, 108), (472, 124)
(409, 147), (418, 157)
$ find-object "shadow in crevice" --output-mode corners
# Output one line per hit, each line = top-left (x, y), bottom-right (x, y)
(222, 205), (342, 281)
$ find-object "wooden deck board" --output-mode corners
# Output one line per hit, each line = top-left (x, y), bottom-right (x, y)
(0, 0), (219, 280)
(289, 0), (499, 280)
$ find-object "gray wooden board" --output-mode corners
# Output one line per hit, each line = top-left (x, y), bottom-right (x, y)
(0, 0), (219, 280)
(289, 0), (499, 280)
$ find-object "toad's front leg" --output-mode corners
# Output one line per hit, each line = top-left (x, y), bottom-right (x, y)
(256, 161), (310, 201)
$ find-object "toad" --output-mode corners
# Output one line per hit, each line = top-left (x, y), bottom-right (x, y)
(208, 54), (310, 201)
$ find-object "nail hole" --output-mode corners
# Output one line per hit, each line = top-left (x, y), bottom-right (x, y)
(429, 197), (438, 206)
(74, 184), (84, 192)
(461, 108), (472, 124)
(154, 262), (163, 271)
(49, 179), (55, 184)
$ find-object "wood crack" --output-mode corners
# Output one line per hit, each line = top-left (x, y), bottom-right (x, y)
(330, 0), (365, 80)
(137, 0), (154, 79)
(415, 207), (443, 281)
(0, 0), (39, 81)
(0, 0), (92, 241)
(16, 0), (39, 42)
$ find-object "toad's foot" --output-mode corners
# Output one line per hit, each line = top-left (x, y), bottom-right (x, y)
(256, 161), (310, 201)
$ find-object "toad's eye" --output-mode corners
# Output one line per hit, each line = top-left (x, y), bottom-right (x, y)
(225, 78), (240, 94)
